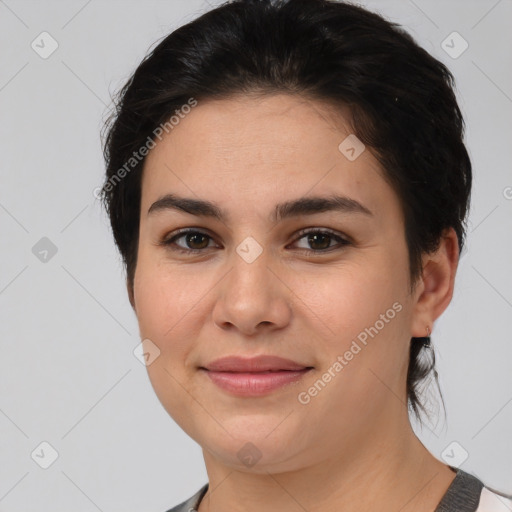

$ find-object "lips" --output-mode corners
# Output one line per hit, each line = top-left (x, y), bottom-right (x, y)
(201, 355), (312, 373)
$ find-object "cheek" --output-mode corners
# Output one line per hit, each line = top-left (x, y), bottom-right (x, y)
(133, 263), (202, 426)
(133, 253), (203, 343)
(292, 260), (403, 343)
(293, 258), (410, 396)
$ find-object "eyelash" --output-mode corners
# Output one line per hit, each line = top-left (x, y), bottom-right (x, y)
(160, 227), (351, 255)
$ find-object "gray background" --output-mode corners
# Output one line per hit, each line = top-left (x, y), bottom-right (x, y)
(0, 0), (511, 510)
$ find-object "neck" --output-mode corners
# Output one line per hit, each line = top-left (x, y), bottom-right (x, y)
(197, 408), (456, 512)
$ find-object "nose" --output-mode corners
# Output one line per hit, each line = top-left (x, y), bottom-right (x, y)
(211, 252), (292, 337)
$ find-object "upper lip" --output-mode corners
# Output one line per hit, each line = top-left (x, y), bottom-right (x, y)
(201, 355), (312, 372)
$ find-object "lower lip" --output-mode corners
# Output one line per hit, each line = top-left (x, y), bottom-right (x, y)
(200, 368), (312, 396)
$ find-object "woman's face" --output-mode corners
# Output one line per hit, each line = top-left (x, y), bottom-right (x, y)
(132, 93), (424, 472)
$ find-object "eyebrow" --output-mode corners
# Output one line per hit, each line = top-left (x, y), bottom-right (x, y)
(147, 193), (374, 222)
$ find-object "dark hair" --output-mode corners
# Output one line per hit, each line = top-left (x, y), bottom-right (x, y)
(100, 0), (471, 423)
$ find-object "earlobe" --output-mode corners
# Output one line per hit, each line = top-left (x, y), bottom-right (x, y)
(410, 227), (460, 337)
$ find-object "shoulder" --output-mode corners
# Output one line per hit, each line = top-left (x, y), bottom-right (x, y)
(163, 483), (209, 512)
(477, 486), (512, 512)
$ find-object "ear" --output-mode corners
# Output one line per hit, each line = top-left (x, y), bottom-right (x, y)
(410, 227), (460, 337)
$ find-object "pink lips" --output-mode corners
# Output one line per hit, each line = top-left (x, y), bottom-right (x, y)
(199, 355), (313, 396)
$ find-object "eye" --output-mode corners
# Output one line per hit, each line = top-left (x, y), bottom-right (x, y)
(159, 227), (351, 255)
(290, 228), (351, 253)
(161, 229), (217, 254)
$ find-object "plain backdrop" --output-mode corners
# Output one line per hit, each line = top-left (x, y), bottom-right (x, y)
(0, 0), (511, 510)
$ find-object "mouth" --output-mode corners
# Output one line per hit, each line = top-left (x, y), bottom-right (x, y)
(198, 354), (314, 396)
(198, 365), (314, 396)
(201, 354), (312, 373)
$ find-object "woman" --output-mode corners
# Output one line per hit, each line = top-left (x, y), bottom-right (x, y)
(100, 0), (512, 510)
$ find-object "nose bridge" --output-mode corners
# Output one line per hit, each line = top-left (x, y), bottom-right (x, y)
(212, 240), (291, 334)
(227, 242), (274, 304)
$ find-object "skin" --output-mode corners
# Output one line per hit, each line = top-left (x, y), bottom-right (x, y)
(128, 93), (460, 512)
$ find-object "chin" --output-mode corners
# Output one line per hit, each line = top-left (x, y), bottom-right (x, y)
(199, 422), (307, 472)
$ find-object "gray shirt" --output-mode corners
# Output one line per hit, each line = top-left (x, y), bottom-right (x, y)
(164, 466), (512, 512)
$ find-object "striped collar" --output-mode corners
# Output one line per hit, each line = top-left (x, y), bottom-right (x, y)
(434, 466), (483, 512)
(167, 466), (498, 512)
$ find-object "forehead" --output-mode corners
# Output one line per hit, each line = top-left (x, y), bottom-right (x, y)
(139, 94), (400, 224)
(145, 93), (355, 164)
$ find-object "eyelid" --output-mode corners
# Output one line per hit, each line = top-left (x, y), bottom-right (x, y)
(291, 226), (352, 246)
(160, 226), (351, 253)
(160, 227), (220, 249)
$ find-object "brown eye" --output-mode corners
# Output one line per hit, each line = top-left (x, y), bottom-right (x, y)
(162, 229), (216, 253)
(161, 227), (350, 255)
(292, 229), (351, 253)
(180, 232), (210, 250)
(305, 232), (331, 250)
